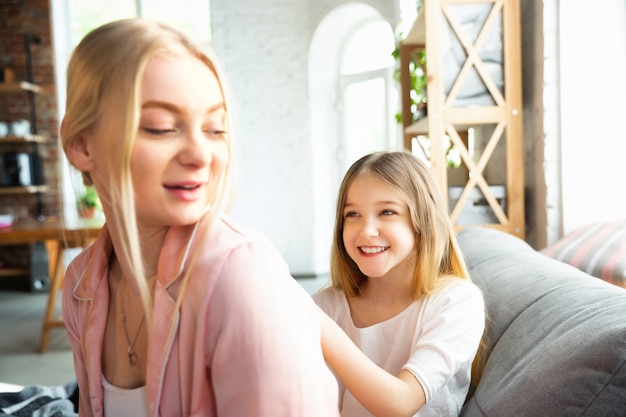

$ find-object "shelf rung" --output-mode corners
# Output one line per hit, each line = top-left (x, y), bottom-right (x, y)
(0, 134), (47, 144)
(446, 106), (506, 125)
(0, 82), (43, 94)
(0, 268), (29, 278)
(405, 118), (429, 136)
(402, 10), (425, 46)
(0, 185), (49, 195)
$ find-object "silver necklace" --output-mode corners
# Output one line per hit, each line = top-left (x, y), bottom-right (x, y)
(119, 277), (145, 368)
(120, 309), (145, 367)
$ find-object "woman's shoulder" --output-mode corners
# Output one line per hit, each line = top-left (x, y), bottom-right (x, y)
(213, 215), (276, 248)
(64, 244), (93, 288)
(63, 226), (112, 299)
(189, 215), (282, 265)
(191, 215), (291, 283)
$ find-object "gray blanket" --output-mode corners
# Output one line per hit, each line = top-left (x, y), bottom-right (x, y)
(0, 381), (77, 417)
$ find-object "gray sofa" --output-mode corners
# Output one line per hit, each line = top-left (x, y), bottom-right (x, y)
(457, 227), (626, 417)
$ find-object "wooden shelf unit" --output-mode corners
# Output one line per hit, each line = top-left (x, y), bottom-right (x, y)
(0, 34), (54, 291)
(399, 0), (524, 238)
(0, 81), (47, 196)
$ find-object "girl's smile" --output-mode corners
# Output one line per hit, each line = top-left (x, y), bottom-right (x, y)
(359, 246), (390, 255)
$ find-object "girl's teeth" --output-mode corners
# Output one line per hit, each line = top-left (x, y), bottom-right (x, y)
(361, 247), (387, 254)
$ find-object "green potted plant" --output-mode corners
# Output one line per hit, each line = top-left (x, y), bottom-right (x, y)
(77, 186), (100, 218)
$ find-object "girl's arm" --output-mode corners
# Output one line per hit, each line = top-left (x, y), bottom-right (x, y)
(319, 310), (426, 417)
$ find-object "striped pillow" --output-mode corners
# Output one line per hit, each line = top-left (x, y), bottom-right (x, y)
(541, 220), (626, 288)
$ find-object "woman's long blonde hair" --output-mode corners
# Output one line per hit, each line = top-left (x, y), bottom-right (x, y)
(329, 151), (487, 387)
(60, 18), (235, 323)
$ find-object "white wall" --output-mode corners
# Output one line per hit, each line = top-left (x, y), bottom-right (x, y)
(308, 3), (396, 277)
(558, 0), (626, 234)
(210, 0), (399, 276)
(210, 0), (314, 275)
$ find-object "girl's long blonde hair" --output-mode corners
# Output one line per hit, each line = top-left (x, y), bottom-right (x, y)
(330, 151), (469, 298)
(60, 18), (235, 325)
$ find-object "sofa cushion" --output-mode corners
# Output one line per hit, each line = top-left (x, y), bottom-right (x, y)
(541, 219), (626, 287)
(457, 227), (626, 417)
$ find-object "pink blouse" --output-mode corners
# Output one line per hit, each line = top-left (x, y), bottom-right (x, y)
(63, 214), (340, 417)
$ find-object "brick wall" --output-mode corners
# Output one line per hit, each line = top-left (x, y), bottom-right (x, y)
(0, 0), (57, 288)
(0, 0), (59, 220)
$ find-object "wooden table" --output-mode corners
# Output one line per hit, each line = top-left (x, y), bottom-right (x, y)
(0, 217), (103, 352)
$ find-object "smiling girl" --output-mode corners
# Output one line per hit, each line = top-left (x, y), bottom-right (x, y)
(314, 151), (485, 417)
(60, 19), (339, 417)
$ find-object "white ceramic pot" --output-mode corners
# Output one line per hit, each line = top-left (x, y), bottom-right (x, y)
(10, 119), (30, 136)
(0, 122), (8, 137)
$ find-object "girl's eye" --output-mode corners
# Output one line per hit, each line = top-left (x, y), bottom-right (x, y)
(344, 211), (359, 218)
(381, 209), (396, 216)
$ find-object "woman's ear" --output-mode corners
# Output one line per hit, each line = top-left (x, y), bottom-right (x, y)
(66, 136), (96, 173)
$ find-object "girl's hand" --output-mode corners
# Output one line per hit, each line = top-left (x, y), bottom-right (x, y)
(318, 308), (426, 417)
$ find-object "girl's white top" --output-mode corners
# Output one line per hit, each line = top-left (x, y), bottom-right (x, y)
(313, 279), (485, 417)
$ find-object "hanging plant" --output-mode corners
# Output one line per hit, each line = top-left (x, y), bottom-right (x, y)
(392, 48), (427, 124)
(392, 0), (460, 168)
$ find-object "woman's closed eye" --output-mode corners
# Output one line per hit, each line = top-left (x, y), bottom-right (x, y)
(204, 128), (227, 138)
(141, 126), (177, 135)
(140, 126), (227, 138)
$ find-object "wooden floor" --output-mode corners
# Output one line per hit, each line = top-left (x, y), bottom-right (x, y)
(0, 289), (75, 388)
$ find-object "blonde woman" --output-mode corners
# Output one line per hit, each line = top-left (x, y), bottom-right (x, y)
(315, 151), (485, 417)
(61, 19), (339, 417)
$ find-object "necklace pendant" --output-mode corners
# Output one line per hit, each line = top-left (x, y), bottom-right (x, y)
(128, 347), (138, 366)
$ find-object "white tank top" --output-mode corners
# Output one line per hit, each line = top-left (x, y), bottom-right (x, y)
(102, 376), (150, 417)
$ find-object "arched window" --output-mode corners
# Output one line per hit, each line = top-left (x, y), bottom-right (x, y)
(338, 19), (397, 172)
(308, 3), (398, 273)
